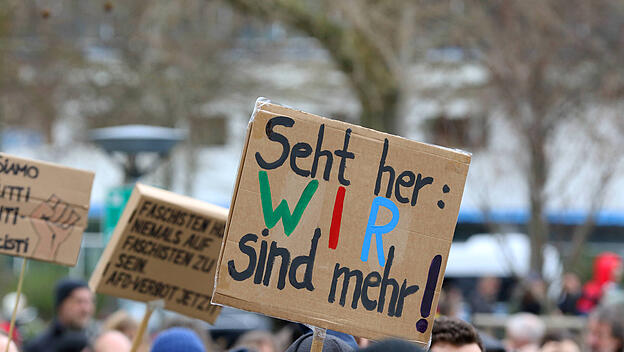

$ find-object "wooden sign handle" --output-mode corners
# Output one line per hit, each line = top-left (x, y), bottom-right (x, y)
(129, 303), (154, 352)
(310, 326), (326, 352)
(5, 259), (27, 352)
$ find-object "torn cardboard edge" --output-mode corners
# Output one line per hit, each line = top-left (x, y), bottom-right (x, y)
(213, 114), (255, 297)
(134, 183), (229, 220)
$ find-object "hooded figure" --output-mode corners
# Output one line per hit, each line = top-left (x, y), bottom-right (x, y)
(577, 252), (622, 314)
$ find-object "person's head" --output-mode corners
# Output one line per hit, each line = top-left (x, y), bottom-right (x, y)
(55, 278), (94, 330)
(151, 327), (205, 352)
(562, 273), (581, 293)
(358, 339), (423, 351)
(235, 330), (277, 352)
(477, 277), (501, 298)
(100, 310), (138, 341)
(0, 331), (18, 352)
(431, 316), (484, 352)
(94, 330), (131, 352)
(162, 317), (212, 350)
(285, 332), (353, 352)
(505, 313), (545, 350)
(541, 331), (580, 352)
(586, 303), (624, 352)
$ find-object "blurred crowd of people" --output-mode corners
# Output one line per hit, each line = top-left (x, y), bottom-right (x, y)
(0, 251), (622, 352)
(440, 252), (624, 319)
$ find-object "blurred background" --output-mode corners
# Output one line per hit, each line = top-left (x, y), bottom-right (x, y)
(1, 0), (624, 350)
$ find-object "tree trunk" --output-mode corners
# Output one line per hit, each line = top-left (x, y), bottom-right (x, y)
(357, 85), (400, 133)
(527, 128), (549, 275)
(222, 0), (401, 134)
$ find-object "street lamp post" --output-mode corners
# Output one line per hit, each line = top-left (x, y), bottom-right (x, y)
(89, 124), (186, 183)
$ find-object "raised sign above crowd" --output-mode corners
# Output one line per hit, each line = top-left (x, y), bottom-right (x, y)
(0, 153), (94, 266)
(90, 184), (227, 323)
(213, 100), (471, 344)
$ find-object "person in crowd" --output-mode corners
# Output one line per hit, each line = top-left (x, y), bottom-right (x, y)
(93, 330), (131, 352)
(585, 302), (624, 352)
(1, 292), (26, 347)
(233, 330), (277, 352)
(52, 331), (89, 352)
(23, 278), (94, 352)
(557, 273), (582, 315)
(285, 331), (354, 352)
(577, 252), (622, 314)
(358, 339), (422, 351)
(151, 327), (205, 352)
(469, 277), (501, 314)
(161, 317), (214, 351)
(517, 275), (546, 315)
(439, 284), (467, 320)
(100, 310), (148, 351)
(100, 310), (138, 342)
(504, 313), (545, 352)
(0, 331), (19, 352)
(430, 316), (484, 352)
(540, 330), (580, 352)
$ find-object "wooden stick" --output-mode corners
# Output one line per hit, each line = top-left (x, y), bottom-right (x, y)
(310, 326), (326, 352)
(5, 259), (27, 352)
(129, 304), (154, 352)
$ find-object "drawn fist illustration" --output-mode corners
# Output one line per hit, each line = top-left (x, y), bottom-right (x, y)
(30, 194), (81, 260)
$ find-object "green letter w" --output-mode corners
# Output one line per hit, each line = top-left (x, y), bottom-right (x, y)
(258, 170), (319, 236)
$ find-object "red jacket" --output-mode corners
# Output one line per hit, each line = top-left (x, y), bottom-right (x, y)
(577, 252), (622, 314)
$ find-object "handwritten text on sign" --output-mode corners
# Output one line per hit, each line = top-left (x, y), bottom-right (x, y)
(214, 102), (470, 343)
(0, 154), (93, 266)
(90, 184), (226, 323)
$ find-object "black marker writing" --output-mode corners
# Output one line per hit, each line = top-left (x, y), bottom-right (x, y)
(228, 227), (319, 291)
(122, 234), (194, 267)
(0, 185), (31, 202)
(137, 201), (213, 233)
(0, 155), (39, 179)
(0, 206), (20, 225)
(255, 116), (354, 186)
(176, 288), (217, 313)
(0, 234), (29, 254)
(104, 270), (180, 300)
(328, 246), (419, 317)
(374, 139), (434, 206)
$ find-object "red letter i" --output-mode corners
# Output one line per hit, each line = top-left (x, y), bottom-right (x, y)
(329, 186), (346, 250)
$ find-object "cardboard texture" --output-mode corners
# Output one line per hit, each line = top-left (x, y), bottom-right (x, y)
(213, 100), (471, 343)
(89, 183), (227, 323)
(0, 153), (94, 266)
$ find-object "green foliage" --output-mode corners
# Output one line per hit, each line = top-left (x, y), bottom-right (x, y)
(572, 249), (598, 283)
(14, 261), (69, 321)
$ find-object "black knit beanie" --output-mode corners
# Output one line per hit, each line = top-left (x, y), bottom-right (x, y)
(54, 278), (89, 311)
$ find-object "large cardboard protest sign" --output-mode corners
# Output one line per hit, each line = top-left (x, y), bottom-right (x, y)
(0, 153), (94, 266)
(213, 101), (471, 343)
(90, 184), (226, 323)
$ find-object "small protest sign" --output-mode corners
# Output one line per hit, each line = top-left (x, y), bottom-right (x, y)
(89, 183), (226, 323)
(0, 153), (94, 266)
(213, 100), (471, 343)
